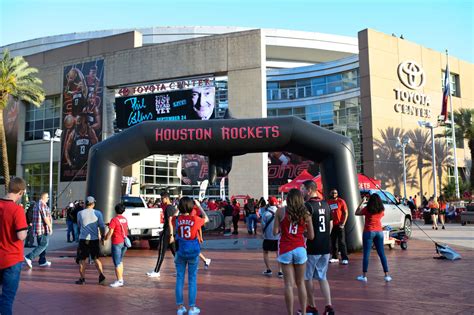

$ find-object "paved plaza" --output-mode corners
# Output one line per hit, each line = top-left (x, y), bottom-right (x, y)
(16, 221), (474, 314)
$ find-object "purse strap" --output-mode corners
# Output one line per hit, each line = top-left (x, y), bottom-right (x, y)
(118, 217), (127, 238)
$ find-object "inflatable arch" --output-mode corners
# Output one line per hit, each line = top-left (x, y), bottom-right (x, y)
(86, 117), (363, 251)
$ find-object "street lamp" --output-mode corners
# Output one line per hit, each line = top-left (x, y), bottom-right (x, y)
(396, 135), (411, 200)
(43, 129), (62, 211)
(418, 121), (438, 198)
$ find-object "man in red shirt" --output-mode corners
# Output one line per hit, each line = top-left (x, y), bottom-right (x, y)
(0, 177), (28, 315)
(327, 189), (349, 265)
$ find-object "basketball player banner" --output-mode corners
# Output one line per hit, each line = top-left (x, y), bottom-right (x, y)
(60, 59), (104, 182)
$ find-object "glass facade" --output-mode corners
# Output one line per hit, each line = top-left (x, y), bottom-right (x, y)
(267, 69), (359, 101)
(139, 155), (181, 197)
(25, 96), (61, 141)
(24, 163), (59, 202)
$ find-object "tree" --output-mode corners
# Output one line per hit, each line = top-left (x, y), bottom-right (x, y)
(453, 108), (474, 189)
(406, 129), (431, 197)
(1, 49), (45, 191)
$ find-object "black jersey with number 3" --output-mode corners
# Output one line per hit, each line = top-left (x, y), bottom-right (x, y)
(305, 198), (332, 255)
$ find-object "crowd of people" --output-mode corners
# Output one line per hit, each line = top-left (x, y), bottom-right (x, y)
(1, 176), (397, 315)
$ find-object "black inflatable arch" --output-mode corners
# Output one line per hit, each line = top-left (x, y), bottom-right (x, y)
(86, 117), (363, 251)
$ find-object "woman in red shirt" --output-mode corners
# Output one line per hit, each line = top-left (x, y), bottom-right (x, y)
(104, 203), (129, 288)
(273, 189), (314, 315)
(428, 197), (440, 230)
(438, 195), (447, 230)
(355, 194), (392, 283)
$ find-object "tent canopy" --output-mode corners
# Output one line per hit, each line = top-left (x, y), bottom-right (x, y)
(278, 170), (315, 193)
(278, 172), (381, 196)
(313, 173), (381, 196)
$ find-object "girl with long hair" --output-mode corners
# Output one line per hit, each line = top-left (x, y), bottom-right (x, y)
(273, 189), (314, 315)
(438, 195), (447, 229)
(428, 196), (439, 230)
(355, 194), (392, 282)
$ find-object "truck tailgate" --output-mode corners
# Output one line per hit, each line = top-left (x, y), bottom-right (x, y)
(123, 208), (163, 230)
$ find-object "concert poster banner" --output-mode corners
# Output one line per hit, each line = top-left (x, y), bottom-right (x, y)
(115, 86), (217, 185)
(268, 152), (319, 186)
(60, 59), (104, 181)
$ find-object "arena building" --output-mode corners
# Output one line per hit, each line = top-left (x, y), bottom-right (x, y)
(1, 26), (472, 207)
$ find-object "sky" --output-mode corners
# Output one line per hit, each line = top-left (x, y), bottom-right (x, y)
(0, 0), (473, 62)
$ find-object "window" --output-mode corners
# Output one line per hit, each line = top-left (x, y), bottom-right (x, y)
(24, 163), (58, 202)
(441, 71), (460, 97)
(25, 96), (61, 141)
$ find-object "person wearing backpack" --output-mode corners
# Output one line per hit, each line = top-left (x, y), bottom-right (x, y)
(261, 196), (282, 278)
(171, 197), (209, 315)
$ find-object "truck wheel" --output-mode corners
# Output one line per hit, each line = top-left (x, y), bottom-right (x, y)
(388, 243), (394, 249)
(148, 239), (160, 250)
(401, 242), (408, 250)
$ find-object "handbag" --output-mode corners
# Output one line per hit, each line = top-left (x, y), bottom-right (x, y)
(119, 218), (132, 248)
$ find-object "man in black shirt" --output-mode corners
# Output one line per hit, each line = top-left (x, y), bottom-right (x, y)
(300, 180), (334, 315)
(147, 192), (178, 278)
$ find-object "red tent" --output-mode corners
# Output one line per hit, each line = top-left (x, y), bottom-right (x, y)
(313, 173), (381, 196)
(278, 170), (315, 193)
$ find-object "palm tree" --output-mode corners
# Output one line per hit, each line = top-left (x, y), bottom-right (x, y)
(406, 129), (431, 197)
(373, 127), (417, 195)
(422, 139), (452, 196)
(453, 108), (474, 188)
(1, 49), (45, 191)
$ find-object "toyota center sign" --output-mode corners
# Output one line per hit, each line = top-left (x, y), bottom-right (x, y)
(393, 61), (432, 118)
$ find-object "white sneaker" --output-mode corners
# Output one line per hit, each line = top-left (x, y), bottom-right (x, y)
(329, 258), (339, 263)
(341, 259), (349, 265)
(110, 280), (124, 288)
(146, 271), (160, 278)
(188, 306), (201, 315)
(204, 258), (211, 269)
(177, 306), (187, 315)
(384, 275), (393, 282)
(39, 261), (51, 267)
(24, 256), (32, 269)
(356, 275), (367, 282)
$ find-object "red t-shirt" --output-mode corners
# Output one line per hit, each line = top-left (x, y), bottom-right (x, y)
(0, 199), (28, 269)
(328, 198), (348, 225)
(232, 204), (240, 216)
(278, 212), (306, 255)
(207, 202), (218, 211)
(109, 215), (128, 245)
(190, 205), (202, 217)
(172, 215), (205, 240)
(361, 207), (384, 232)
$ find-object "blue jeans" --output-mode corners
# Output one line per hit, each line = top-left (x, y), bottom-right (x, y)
(175, 254), (199, 307)
(73, 223), (79, 242)
(112, 243), (127, 267)
(66, 220), (75, 242)
(26, 234), (49, 264)
(0, 262), (23, 315)
(246, 214), (258, 232)
(362, 231), (389, 273)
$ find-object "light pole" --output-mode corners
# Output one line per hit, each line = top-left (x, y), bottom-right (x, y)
(43, 129), (62, 211)
(396, 135), (411, 200)
(418, 121), (438, 198)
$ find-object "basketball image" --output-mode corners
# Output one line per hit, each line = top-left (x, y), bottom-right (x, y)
(63, 115), (76, 129)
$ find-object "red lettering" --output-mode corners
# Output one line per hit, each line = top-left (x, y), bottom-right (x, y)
(272, 126), (280, 138)
(239, 127), (246, 139)
(230, 128), (238, 139)
(255, 126), (263, 138)
(221, 127), (230, 139)
(156, 128), (163, 141)
(136, 86), (144, 94)
(204, 128), (212, 140)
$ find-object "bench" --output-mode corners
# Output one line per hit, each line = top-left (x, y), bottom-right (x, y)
(460, 205), (474, 225)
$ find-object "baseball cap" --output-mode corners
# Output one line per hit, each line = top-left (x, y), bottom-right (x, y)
(268, 196), (278, 206)
(69, 202), (74, 207)
(85, 196), (96, 205)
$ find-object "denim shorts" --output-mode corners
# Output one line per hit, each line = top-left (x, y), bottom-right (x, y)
(112, 243), (127, 267)
(278, 247), (307, 265)
(305, 254), (330, 280)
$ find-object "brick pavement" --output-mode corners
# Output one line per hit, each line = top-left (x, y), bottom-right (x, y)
(14, 231), (474, 314)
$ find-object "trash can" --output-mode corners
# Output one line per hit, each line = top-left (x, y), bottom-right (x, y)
(423, 210), (432, 224)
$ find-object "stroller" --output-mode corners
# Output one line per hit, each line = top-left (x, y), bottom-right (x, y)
(383, 226), (408, 250)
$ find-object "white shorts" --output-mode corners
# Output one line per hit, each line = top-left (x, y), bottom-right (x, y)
(305, 254), (330, 281)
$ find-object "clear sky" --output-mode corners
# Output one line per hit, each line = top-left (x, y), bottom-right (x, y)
(1, 0), (472, 62)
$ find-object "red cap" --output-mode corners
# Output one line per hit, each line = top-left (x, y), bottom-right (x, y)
(268, 196), (278, 206)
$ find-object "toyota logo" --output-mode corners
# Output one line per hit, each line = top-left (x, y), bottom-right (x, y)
(397, 61), (425, 90)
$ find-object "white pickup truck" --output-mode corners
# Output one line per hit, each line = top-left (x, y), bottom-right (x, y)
(121, 195), (164, 249)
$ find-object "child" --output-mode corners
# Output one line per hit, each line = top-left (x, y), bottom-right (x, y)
(171, 198), (209, 315)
